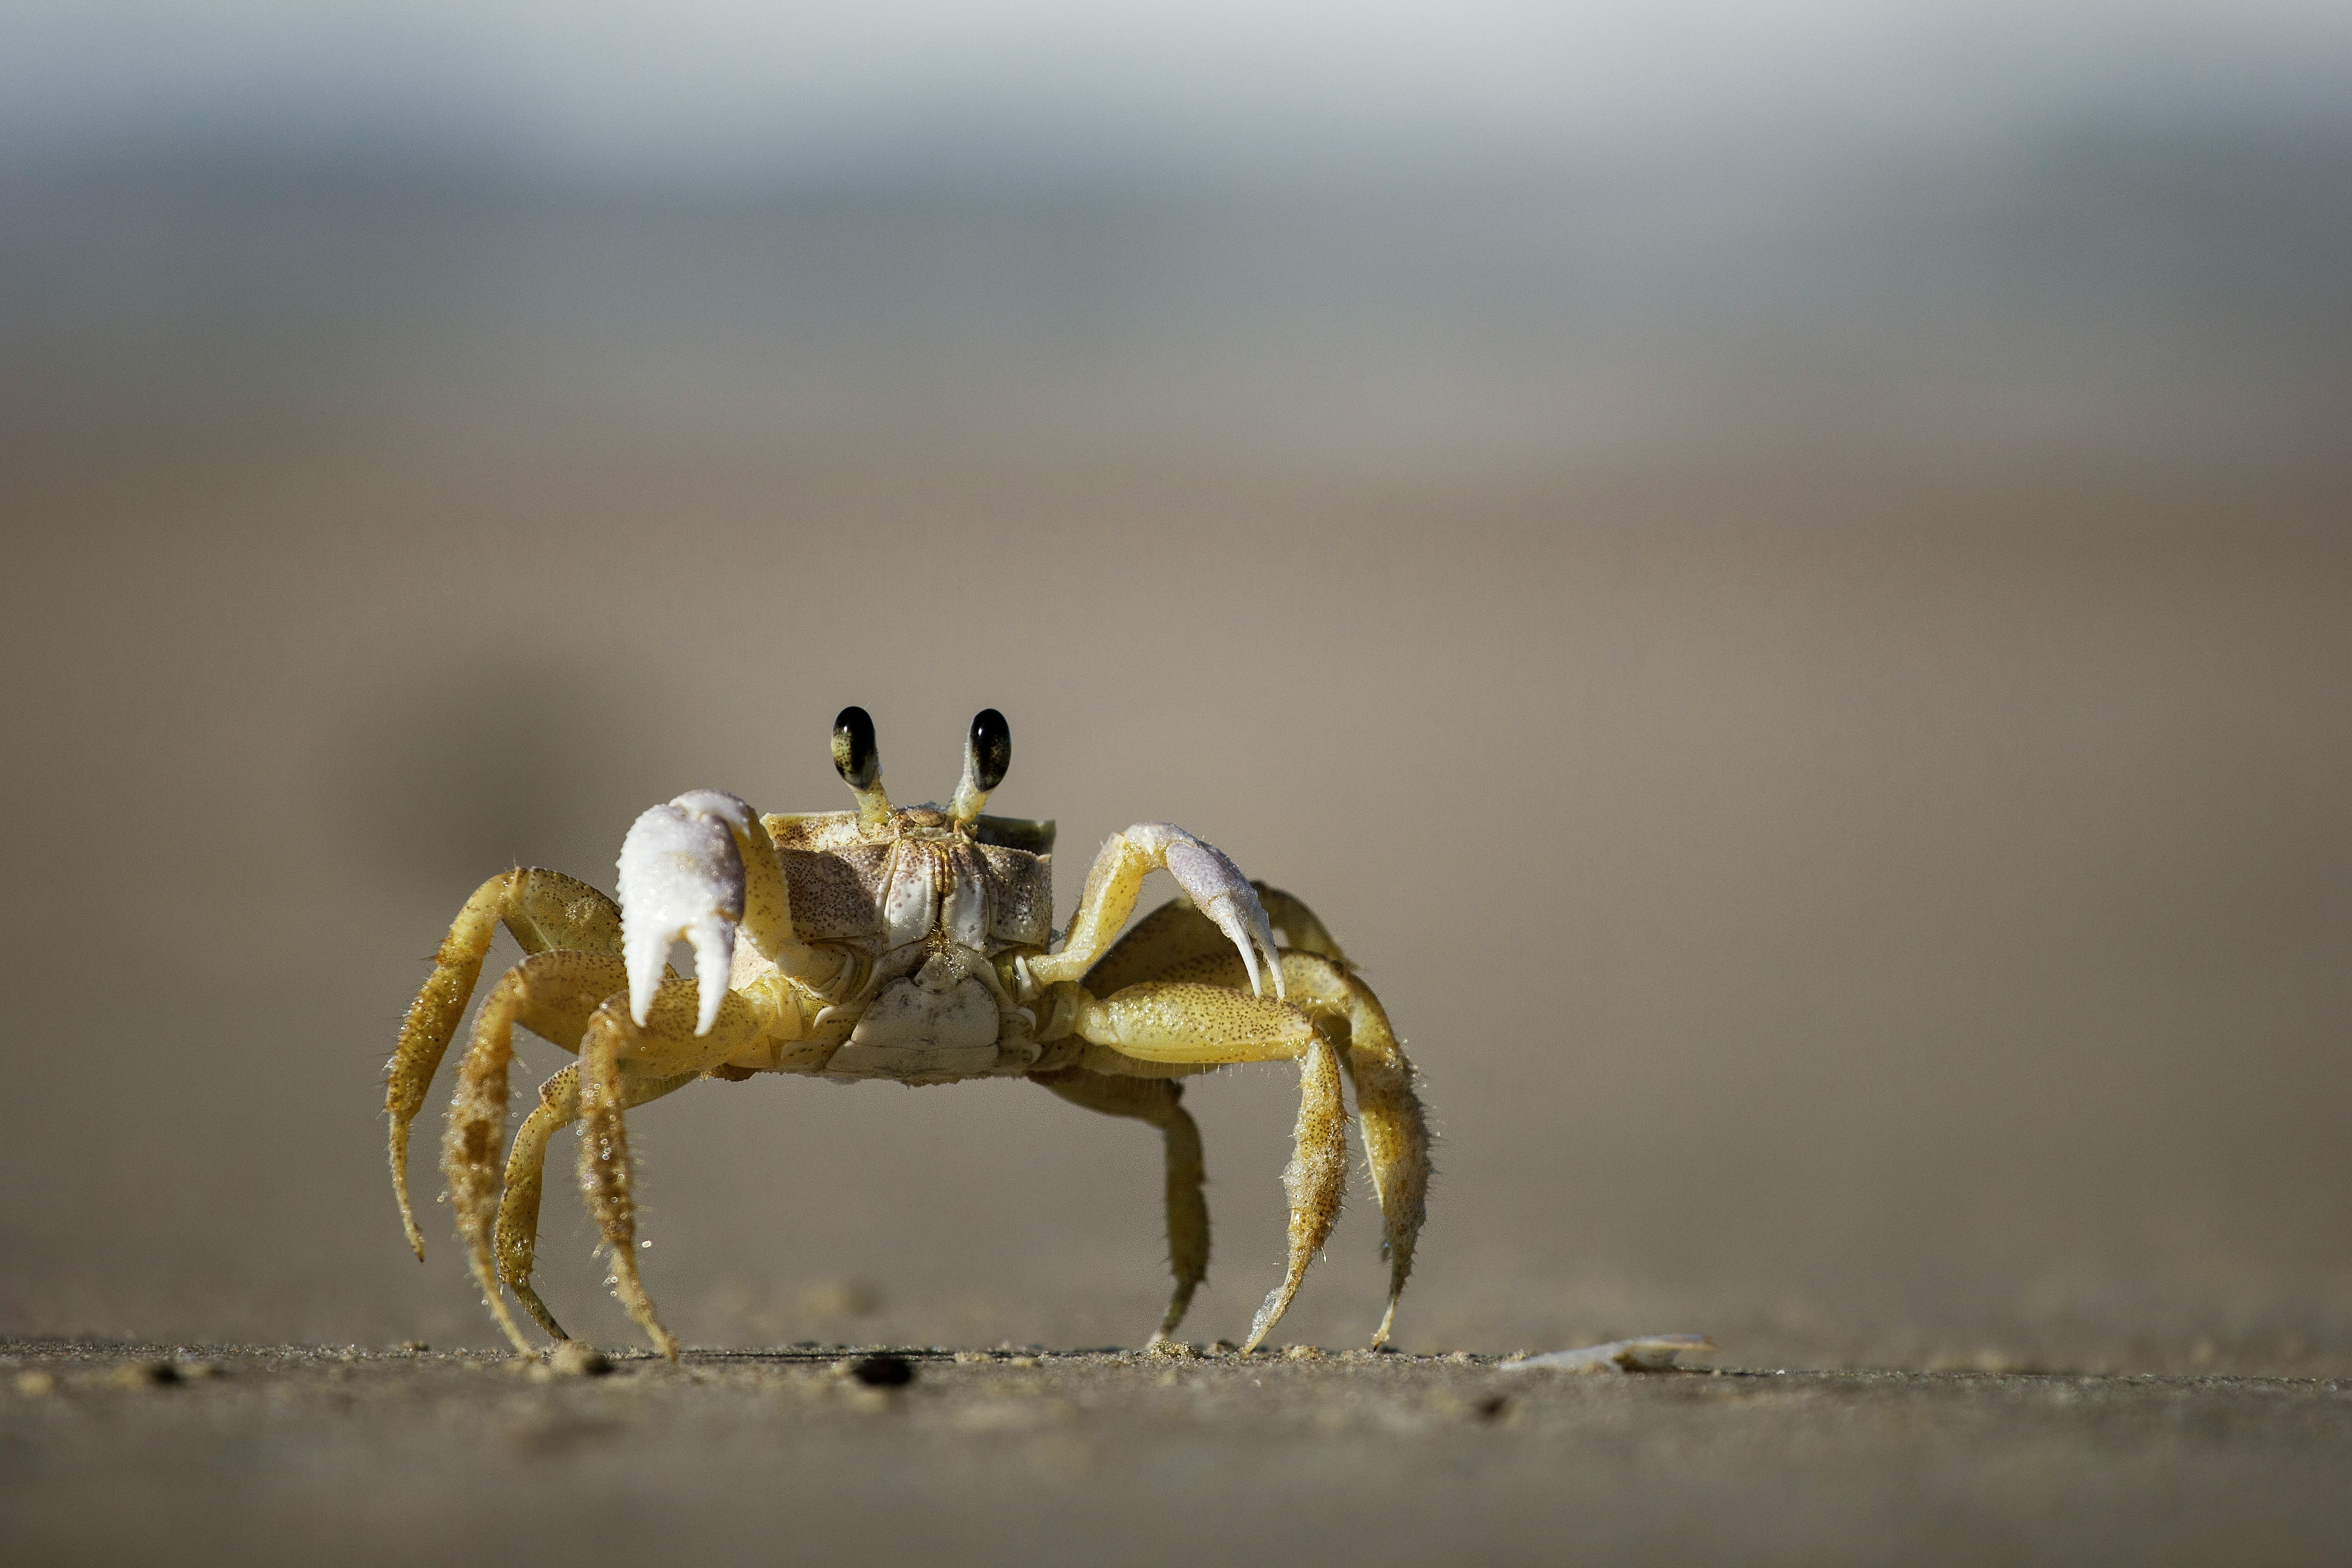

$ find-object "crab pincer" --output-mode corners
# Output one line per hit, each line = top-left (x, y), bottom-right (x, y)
(1028, 821), (1287, 1000)
(618, 793), (747, 1034)
(616, 789), (799, 1035)
(1147, 824), (1289, 1001)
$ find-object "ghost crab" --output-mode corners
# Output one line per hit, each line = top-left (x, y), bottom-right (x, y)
(386, 707), (1429, 1360)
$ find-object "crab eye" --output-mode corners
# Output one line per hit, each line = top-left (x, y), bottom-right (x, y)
(832, 706), (880, 789)
(968, 708), (1011, 793)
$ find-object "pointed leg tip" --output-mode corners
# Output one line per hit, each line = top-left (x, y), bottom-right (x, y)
(471, 1261), (539, 1357)
(513, 1281), (571, 1343)
(1242, 1286), (1290, 1356)
(1157, 1287), (1198, 1343)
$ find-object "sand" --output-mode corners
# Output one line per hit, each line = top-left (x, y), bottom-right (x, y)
(7, 1339), (2351, 1566)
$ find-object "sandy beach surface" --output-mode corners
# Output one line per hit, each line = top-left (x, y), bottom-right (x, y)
(8, 1339), (2352, 1567)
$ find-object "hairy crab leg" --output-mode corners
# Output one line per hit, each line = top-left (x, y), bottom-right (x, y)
(1250, 1033), (1349, 1353)
(1029, 1068), (1211, 1342)
(573, 981), (769, 1360)
(1058, 978), (1347, 1352)
(385, 869), (626, 1259)
(1336, 1041), (1426, 1348)
(497, 1063), (697, 1341)
(1266, 949), (1426, 1346)
(1078, 915), (1431, 1351)
(1146, 950), (1430, 1349)
(443, 951), (646, 1354)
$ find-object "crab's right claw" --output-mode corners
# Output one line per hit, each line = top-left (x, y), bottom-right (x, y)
(1153, 826), (1287, 1001)
(617, 791), (754, 1035)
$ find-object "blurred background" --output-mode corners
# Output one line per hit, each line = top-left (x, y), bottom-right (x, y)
(3, 0), (2348, 1372)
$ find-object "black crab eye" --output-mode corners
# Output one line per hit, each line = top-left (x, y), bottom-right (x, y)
(832, 706), (880, 789)
(968, 708), (1011, 794)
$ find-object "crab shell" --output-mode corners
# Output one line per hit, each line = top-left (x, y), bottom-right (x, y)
(752, 806), (1057, 1083)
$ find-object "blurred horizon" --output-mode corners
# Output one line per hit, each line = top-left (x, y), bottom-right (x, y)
(7, 3), (2350, 478)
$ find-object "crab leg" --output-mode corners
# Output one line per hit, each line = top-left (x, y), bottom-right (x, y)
(1081, 916), (1431, 1350)
(1062, 980), (1344, 1352)
(1026, 824), (1288, 1000)
(1301, 963), (1426, 1347)
(1030, 1068), (1211, 1342)
(441, 951), (647, 1352)
(386, 868), (626, 1259)
(1161, 950), (1428, 1348)
(1246, 1033), (1350, 1355)
(496, 1063), (697, 1341)
(1255, 888), (1349, 965)
(573, 981), (769, 1360)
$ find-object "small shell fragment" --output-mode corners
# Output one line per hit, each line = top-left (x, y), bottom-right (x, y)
(1497, 1334), (1718, 1373)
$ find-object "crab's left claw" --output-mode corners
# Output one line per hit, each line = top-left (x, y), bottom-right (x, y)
(1139, 824), (1287, 1001)
(1029, 820), (1290, 1001)
(617, 790), (758, 1035)
(1170, 845), (1286, 1003)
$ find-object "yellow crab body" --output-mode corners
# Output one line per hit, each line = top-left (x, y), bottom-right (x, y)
(384, 708), (1428, 1359)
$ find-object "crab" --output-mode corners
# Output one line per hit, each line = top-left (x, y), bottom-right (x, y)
(385, 707), (1430, 1360)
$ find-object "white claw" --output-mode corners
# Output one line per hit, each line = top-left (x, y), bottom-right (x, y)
(617, 795), (750, 1035)
(1156, 828), (1287, 1001)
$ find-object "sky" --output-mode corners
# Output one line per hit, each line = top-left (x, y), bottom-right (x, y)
(5, 1), (2349, 186)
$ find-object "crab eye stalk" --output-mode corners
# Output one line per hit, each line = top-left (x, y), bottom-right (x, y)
(948, 707), (1010, 823)
(832, 706), (879, 789)
(832, 706), (891, 827)
(970, 708), (1011, 792)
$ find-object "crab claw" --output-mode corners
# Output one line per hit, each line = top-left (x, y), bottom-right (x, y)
(1144, 823), (1287, 1001)
(617, 790), (758, 1035)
